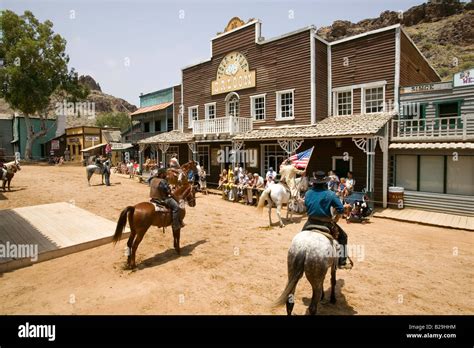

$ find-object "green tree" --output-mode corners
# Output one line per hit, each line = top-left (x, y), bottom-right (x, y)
(0, 10), (88, 160)
(95, 112), (131, 132)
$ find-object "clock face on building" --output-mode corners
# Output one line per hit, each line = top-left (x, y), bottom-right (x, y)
(211, 51), (256, 95)
(217, 51), (249, 78)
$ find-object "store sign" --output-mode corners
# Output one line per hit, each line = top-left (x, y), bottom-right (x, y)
(400, 82), (452, 94)
(211, 51), (256, 95)
(68, 137), (80, 143)
(85, 136), (100, 142)
(453, 69), (474, 88)
(51, 140), (60, 150)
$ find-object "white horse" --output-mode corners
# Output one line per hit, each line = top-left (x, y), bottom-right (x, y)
(257, 183), (293, 228)
(274, 228), (339, 315)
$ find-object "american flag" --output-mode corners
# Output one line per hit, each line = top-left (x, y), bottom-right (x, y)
(289, 147), (314, 170)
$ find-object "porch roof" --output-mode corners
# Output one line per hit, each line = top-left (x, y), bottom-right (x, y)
(389, 142), (474, 150)
(138, 130), (194, 144)
(233, 112), (394, 141)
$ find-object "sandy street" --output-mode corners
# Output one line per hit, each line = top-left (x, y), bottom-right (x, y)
(0, 164), (472, 315)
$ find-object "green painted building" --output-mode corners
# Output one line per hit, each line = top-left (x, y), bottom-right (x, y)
(12, 116), (57, 159)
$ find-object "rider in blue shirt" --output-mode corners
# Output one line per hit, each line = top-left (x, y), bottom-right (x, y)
(303, 171), (351, 269)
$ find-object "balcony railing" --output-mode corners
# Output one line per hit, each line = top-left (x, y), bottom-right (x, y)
(193, 116), (253, 136)
(391, 115), (474, 141)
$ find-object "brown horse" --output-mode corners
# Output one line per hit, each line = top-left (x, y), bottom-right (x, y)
(166, 160), (198, 187)
(2, 161), (21, 191)
(113, 181), (196, 269)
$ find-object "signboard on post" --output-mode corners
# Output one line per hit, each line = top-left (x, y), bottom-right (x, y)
(124, 152), (130, 162)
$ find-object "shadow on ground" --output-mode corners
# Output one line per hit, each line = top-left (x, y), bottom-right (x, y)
(138, 239), (208, 269)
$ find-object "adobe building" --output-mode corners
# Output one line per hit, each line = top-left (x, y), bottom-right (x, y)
(139, 17), (441, 207)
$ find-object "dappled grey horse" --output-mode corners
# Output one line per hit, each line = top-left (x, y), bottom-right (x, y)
(275, 228), (339, 315)
(86, 159), (111, 186)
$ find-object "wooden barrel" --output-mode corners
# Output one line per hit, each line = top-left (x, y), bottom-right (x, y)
(388, 187), (404, 209)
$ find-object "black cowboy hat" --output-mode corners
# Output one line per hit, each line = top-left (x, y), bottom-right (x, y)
(157, 168), (167, 176)
(310, 170), (329, 185)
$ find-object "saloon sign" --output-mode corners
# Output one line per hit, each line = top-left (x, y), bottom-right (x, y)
(211, 51), (256, 95)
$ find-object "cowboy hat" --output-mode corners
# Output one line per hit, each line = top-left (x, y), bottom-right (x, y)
(310, 170), (329, 184)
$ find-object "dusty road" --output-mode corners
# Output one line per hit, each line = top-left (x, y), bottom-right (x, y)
(0, 164), (472, 314)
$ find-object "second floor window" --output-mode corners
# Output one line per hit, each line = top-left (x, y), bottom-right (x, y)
(188, 106), (198, 128)
(144, 122), (150, 133)
(364, 86), (384, 114)
(155, 121), (161, 132)
(276, 89), (294, 120)
(251, 94), (266, 121)
(205, 103), (216, 120)
(336, 91), (352, 115)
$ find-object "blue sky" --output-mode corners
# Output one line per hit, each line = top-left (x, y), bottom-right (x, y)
(3, 0), (425, 106)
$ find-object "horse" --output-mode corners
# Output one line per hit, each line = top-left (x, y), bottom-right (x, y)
(1, 161), (21, 192)
(274, 227), (339, 315)
(112, 181), (196, 269)
(86, 159), (111, 186)
(166, 160), (198, 187)
(257, 183), (295, 228)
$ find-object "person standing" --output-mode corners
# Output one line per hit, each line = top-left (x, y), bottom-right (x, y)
(303, 171), (352, 269)
(64, 148), (70, 161)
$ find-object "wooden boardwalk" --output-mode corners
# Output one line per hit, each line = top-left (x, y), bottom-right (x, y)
(0, 202), (129, 273)
(374, 208), (474, 231)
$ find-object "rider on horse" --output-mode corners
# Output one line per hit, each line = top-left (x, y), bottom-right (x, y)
(150, 168), (184, 231)
(303, 170), (352, 270)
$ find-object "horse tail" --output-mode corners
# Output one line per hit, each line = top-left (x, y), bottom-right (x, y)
(113, 206), (135, 245)
(256, 188), (271, 211)
(274, 250), (306, 307)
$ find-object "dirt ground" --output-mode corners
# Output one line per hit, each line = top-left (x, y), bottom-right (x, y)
(0, 164), (472, 315)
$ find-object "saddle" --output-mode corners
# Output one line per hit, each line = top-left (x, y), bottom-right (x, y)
(304, 224), (339, 244)
(150, 199), (185, 212)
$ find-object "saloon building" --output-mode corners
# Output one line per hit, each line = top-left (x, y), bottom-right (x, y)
(139, 17), (442, 207)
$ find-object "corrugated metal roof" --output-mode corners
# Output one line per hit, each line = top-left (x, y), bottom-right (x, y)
(130, 101), (173, 116)
(102, 130), (122, 143)
(389, 142), (474, 150)
(233, 112), (394, 140)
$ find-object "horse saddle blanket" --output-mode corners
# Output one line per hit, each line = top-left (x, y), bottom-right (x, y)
(151, 202), (170, 213)
(150, 200), (185, 212)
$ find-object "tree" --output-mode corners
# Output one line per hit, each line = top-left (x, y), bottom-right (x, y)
(95, 112), (131, 132)
(0, 10), (88, 160)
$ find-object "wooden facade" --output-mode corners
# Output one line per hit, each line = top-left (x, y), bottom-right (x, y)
(181, 23), (313, 129)
(139, 19), (443, 208)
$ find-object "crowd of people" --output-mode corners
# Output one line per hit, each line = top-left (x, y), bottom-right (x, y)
(218, 166), (266, 205)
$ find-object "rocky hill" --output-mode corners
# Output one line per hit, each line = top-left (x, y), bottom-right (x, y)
(317, 1), (473, 80)
(0, 75), (137, 127)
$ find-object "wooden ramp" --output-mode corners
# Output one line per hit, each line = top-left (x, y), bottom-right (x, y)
(374, 208), (474, 231)
(0, 202), (129, 273)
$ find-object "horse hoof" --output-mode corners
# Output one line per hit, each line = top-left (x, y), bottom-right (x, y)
(330, 297), (337, 304)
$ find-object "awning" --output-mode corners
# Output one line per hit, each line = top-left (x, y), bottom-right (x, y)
(389, 142), (474, 150)
(130, 101), (173, 116)
(111, 143), (134, 151)
(233, 112), (395, 141)
(81, 143), (106, 152)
